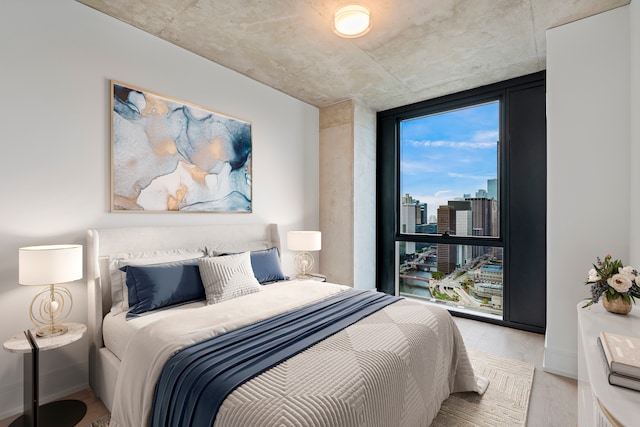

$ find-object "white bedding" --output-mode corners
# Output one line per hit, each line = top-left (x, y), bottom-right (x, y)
(108, 280), (487, 427)
(103, 300), (206, 360)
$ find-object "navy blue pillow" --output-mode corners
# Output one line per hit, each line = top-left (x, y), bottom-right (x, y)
(248, 247), (288, 284)
(121, 259), (205, 319)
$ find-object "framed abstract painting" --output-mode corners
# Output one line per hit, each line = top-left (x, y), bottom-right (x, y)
(110, 81), (252, 213)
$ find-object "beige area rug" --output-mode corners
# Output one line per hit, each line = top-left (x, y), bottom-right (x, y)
(85, 414), (110, 427)
(430, 349), (535, 427)
(84, 350), (534, 427)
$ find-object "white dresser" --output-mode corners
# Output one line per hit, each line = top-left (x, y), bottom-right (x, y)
(577, 302), (640, 426)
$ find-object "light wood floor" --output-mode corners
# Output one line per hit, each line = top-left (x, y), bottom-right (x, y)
(0, 316), (576, 427)
(453, 316), (578, 426)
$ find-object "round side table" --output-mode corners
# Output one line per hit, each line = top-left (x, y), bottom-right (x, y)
(3, 323), (87, 427)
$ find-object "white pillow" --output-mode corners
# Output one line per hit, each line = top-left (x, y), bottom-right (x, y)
(198, 252), (261, 304)
(108, 248), (206, 315)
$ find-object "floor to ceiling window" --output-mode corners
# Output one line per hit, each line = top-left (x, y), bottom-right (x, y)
(398, 101), (503, 319)
(377, 71), (547, 333)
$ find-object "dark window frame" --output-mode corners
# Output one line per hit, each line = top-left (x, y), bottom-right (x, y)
(377, 71), (546, 333)
(396, 94), (505, 247)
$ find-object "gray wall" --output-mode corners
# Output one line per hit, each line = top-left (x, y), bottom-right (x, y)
(319, 100), (376, 290)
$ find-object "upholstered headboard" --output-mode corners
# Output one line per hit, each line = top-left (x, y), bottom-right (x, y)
(86, 223), (280, 391)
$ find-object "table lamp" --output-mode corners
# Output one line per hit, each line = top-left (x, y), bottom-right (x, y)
(19, 244), (83, 337)
(287, 231), (321, 278)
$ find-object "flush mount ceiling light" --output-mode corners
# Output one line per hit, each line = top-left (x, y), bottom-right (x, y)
(333, 4), (371, 38)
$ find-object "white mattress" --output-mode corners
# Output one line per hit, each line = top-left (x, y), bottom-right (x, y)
(103, 300), (206, 360)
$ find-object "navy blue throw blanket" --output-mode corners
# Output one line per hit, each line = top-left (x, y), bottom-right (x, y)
(150, 289), (400, 427)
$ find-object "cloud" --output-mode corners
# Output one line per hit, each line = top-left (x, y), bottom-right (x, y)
(405, 139), (496, 149)
(472, 130), (499, 142)
(400, 160), (442, 175)
(448, 172), (493, 180)
(434, 190), (452, 198)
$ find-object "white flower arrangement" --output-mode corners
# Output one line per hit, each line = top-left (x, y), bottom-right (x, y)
(583, 254), (640, 307)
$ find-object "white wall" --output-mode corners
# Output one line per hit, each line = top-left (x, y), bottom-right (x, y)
(630, 0), (640, 263)
(0, 0), (319, 418)
(545, 5), (632, 378)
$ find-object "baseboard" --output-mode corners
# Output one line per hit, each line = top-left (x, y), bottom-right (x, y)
(0, 360), (88, 421)
(543, 343), (577, 379)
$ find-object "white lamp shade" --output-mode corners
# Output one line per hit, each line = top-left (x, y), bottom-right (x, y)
(19, 244), (83, 285)
(287, 231), (321, 251)
(333, 5), (371, 38)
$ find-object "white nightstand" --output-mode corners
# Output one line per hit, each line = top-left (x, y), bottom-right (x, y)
(3, 323), (87, 427)
(577, 303), (640, 427)
(293, 273), (327, 282)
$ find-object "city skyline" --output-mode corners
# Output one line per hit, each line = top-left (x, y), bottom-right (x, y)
(400, 101), (500, 219)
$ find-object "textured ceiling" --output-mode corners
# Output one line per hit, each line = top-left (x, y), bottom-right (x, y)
(76, 0), (628, 111)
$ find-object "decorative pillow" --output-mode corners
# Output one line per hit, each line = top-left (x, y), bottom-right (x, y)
(247, 247), (288, 284)
(121, 259), (205, 319)
(217, 247), (288, 284)
(205, 241), (274, 257)
(198, 252), (261, 304)
(108, 248), (206, 315)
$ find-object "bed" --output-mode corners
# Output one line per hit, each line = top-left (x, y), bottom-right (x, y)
(87, 223), (487, 427)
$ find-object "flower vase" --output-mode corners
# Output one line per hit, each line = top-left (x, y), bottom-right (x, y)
(602, 296), (632, 315)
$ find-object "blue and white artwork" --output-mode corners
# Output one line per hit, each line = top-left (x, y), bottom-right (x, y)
(111, 81), (252, 212)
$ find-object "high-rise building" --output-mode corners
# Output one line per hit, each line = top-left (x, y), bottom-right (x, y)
(487, 178), (497, 200)
(475, 189), (488, 198)
(448, 200), (471, 211)
(436, 205), (457, 274)
(417, 203), (427, 225)
(472, 227), (485, 258)
(449, 199), (472, 263)
(401, 193), (414, 205)
(465, 197), (499, 258)
(401, 194), (426, 227)
(400, 194), (416, 255)
(466, 197), (498, 237)
(456, 210), (473, 265)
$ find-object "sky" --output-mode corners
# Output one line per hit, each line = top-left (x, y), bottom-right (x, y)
(400, 101), (499, 220)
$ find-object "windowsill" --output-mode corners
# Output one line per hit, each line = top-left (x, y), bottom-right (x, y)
(401, 293), (503, 321)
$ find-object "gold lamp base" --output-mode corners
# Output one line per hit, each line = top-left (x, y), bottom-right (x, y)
(30, 284), (72, 338)
(36, 323), (68, 338)
(294, 251), (315, 277)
